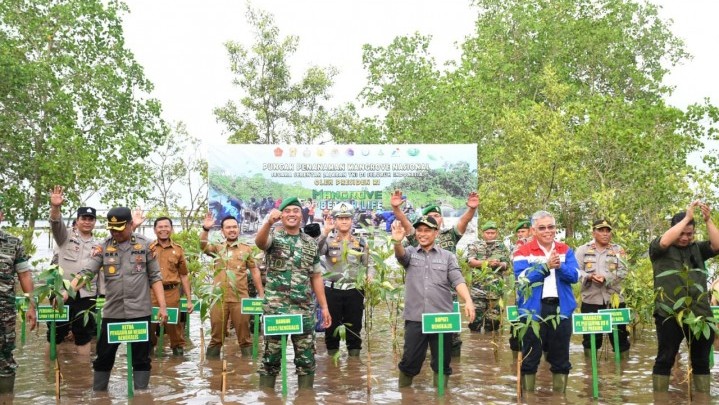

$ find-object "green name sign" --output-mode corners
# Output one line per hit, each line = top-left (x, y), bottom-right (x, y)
(152, 307), (179, 324)
(598, 308), (632, 325)
(712, 306), (719, 320)
(241, 298), (264, 315)
(422, 312), (461, 334)
(264, 314), (303, 336)
(107, 321), (149, 343)
(95, 297), (105, 309)
(506, 305), (519, 322)
(572, 313), (612, 334)
(453, 301), (460, 313)
(37, 305), (70, 322)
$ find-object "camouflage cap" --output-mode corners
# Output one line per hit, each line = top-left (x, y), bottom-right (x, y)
(421, 204), (441, 216)
(278, 197), (301, 211)
(413, 215), (439, 230)
(481, 220), (498, 231)
(107, 207), (132, 231)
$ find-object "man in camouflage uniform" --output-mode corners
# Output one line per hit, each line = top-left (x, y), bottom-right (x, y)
(68, 207), (168, 391)
(150, 216), (194, 356)
(0, 201), (37, 393)
(391, 189), (479, 357)
(317, 202), (374, 357)
(200, 212), (263, 358)
(575, 219), (630, 357)
(255, 197), (331, 390)
(466, 221), (511, 332)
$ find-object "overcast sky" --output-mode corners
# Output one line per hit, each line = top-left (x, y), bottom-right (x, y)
(121, 0), (719, 146)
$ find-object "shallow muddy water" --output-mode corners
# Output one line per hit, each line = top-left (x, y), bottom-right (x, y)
(3, 313), (718, 404)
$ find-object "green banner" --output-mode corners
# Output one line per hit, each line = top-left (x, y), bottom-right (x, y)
(506, 305), (519, 322)
(242, 298), (264, 315)
(37, 305), (69, 322)
(452, 301), (459, 313)
(598, 308), (632, 325)
(422, 312), (461, 334)
(152, 307), (179, 324)
(572, 313), (612, 334)
(264, 314), (303, 336)
(107, 321), (149, 343)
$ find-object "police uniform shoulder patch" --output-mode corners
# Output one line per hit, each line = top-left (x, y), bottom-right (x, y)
(91, 245), (103, 257)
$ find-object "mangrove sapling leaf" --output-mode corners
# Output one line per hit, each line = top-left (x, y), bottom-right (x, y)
(656, 269), (681, 278)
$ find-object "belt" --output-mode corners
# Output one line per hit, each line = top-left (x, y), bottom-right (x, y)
(324, 280), (355, 290)
(542, 297), (559, 305)
(163, 283), (180, 290)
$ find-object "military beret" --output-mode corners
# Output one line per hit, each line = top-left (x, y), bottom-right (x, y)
(279, 197), (302, 211)
(421, 204), (441, 216)
(481, 220), (498, 231)
(413, 215), (439, 230)
(592, 219), (613, 230)
(107, 207), (132, 231)
(514, 220), (531, 233)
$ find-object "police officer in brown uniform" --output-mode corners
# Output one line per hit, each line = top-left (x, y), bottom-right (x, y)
(68, 207), (168, 391)
(201, 212), (264, 357)
(150, 216), (194, 356)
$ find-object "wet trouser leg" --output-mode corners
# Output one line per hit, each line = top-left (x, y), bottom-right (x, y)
(653, 314), (714, 375)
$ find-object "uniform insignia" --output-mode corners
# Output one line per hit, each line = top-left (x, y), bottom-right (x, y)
(586, 263), (592, 269)
(134, 243), (142, 250)
(331, 258), (337, 263)
(108, 266), (116, 274)
(107, 246), (116, 253)
(136, 255), (142, 263)
(109, 258), (115, 264)
(110, 216), (118, 222)
(92, 246), (103, 257)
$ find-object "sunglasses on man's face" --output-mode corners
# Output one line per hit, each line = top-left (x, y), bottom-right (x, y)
(535, 224), (556, 232)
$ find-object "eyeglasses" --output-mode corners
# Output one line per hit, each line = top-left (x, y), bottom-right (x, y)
(536, 225), (556, 232)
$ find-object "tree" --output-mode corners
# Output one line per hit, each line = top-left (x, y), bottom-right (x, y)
(358, 0), (718, 239)
(214, 5), (337, 144)
(0, 0), (164, 228)
(145, 122), (208, 230)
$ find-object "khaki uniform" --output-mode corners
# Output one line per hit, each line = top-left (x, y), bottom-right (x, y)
(202, 241), (255, 350)
(150, 240), (188, 349)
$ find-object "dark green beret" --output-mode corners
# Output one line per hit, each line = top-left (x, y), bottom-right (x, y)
(481, 221), (498, 231)
(421, 205), (441, 216)
(514, 220), (531, 233)
(279, 197), (301, 211)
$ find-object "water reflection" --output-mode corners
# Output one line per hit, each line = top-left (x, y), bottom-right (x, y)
(4, 315), (717, 404)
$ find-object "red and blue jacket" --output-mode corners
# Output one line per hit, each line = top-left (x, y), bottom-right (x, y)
(513, 238), (579, 320)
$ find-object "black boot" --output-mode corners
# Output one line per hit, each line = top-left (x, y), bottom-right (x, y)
(93, 371), (111, 391)
(134, 371), (150, 390)
(0, 375), (15, 394)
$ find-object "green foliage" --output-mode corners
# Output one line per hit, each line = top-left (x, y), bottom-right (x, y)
(214, 5), (337, 144)
(145, 122), (208, 230)
(621, 257), (655, 334)
(357, 0), (717, 240)
(0, 0), (165, 228)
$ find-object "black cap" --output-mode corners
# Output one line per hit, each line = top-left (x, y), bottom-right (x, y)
(592, 219), (612, 230)
(107, 207), (132, 231)
(77, 207), (96, 218)
(413, 215), (439, 230)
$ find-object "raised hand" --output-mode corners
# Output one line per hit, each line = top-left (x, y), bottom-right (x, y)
(50, 185), (64, 207)
(390, 189), (405, 209)
(391, 220), (406, 242)
(466, 191), (479, 209)
(203, 211), (215, 230)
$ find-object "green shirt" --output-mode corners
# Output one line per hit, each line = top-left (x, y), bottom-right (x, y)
(649, 237), (718, 318)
